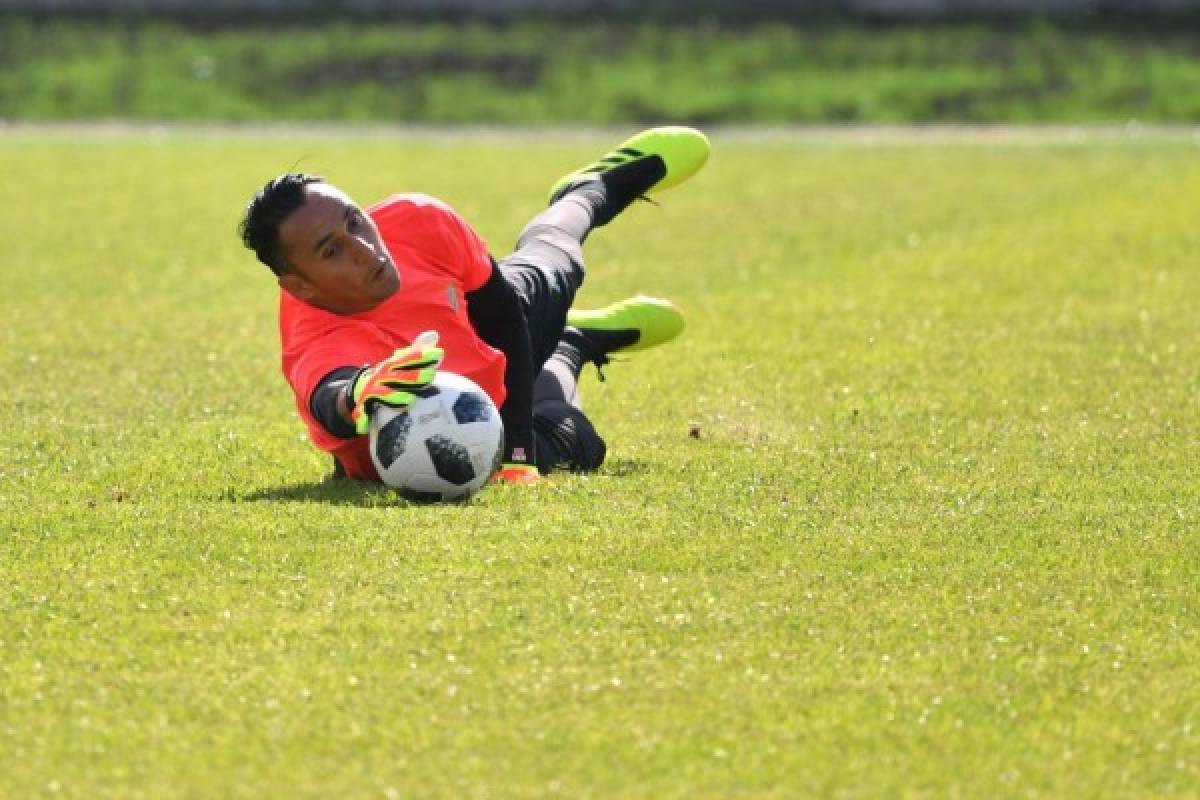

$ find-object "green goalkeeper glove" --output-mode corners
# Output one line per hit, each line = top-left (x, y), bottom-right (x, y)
(349, 331), (444, 435)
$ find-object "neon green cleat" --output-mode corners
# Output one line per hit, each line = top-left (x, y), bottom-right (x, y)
(567, 295), (685, 355)
(547, 126), (711, 207)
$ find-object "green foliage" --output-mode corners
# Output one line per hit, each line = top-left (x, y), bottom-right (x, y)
(2, 128), (1199, 796)
(3, 18), (1200, 122)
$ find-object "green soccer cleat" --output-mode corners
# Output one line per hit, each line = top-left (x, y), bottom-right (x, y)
(547, 126), (711, 207)
(567, 295), (685, 355)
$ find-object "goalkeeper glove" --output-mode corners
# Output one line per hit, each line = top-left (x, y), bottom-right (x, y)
(349, 331), (444, 435)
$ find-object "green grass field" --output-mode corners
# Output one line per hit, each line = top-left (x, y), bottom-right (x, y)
(2, 125), (1198, 797)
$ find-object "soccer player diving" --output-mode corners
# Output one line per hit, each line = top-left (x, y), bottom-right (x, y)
(238, 126), (710, 486)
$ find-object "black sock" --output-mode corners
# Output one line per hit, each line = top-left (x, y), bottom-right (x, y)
(536, 334), (588, 410)
(561, 155), (667, 228)
(554, 328), (590, 375)
(532, 334), (610, 472)
(562, 324), (639, 365)
(597, 155), (666, 219)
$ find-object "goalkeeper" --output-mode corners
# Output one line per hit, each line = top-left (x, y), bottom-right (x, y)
(238, 127), (709, 484)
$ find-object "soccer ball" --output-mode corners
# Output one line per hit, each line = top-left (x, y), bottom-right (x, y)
(368, 372), (505, 502)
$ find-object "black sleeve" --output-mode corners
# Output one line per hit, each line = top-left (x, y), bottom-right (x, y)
(466, 260), (536, 467)
(309, 366), (360, 440)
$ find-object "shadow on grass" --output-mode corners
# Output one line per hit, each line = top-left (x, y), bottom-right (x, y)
(227, 459), (647, 505)
(233, 477), (394, 506)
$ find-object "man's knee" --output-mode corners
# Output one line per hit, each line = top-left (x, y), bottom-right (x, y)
(516, 223), (585, 283)
(533, 401), (606, 473)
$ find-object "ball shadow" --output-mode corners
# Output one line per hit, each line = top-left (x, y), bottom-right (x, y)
(232, 475), (395, 506)
(230, 458), (647, 506)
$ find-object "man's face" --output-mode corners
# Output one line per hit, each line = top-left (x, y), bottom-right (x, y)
(277, 182), (400, 314)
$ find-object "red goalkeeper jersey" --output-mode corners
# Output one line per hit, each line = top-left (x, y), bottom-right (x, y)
(279, 193), (503, 480)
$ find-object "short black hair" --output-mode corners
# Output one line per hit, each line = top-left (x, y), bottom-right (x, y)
(239, 172), (324, 276)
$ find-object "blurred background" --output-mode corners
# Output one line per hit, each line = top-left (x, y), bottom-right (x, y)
(0, 0), (1198, 124)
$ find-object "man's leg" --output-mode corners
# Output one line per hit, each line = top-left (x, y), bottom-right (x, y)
(496, 199), (589, 371)
(498, 164), (680, 364)
(499, 125), (711, 364)
(528, 320), (688, 473)
(547, 126), (712, 226)
(500, 127), (711, 472)
(530, 329), (607, 473)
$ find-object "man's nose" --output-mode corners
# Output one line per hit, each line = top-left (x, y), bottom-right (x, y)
(350, 234), (376, 263)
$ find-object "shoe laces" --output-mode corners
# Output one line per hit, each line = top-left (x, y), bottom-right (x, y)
(594, 354), (609, 382)
(591, 353), (633, 382)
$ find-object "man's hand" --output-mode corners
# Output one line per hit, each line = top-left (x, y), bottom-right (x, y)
(491, 463), (542, 485)
(349, 331), (444, 434)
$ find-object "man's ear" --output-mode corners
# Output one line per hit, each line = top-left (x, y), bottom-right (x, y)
(278, 271), (312, 301)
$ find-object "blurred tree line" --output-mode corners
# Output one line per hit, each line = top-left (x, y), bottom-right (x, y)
(1, 2), (1198, 123)
(1, 0), (1198, 22)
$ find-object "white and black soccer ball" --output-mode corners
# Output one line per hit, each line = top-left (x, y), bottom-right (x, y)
(368, 371), (505, 503)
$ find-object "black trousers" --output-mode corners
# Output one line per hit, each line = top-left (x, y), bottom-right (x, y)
(494, 198), (606, 473)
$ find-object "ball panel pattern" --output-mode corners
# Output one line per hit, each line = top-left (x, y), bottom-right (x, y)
(374, 412), (413, 469)
(451, 391), (494, 425)
(425, 434), (476, 486)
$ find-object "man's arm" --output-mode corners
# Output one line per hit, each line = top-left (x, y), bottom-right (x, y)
(308, 334), (445, 439)
(310, 366), (359, 439)
(466, 261), (537, 472)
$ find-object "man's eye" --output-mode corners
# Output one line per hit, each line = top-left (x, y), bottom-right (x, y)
(324, 243), (339, 259)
